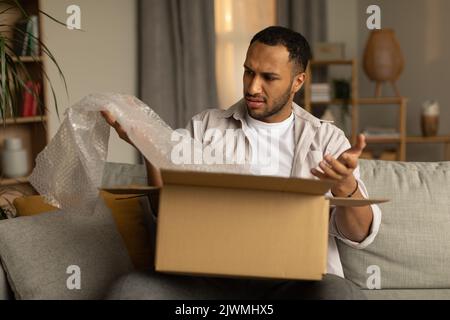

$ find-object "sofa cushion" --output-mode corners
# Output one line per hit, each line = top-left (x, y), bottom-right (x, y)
(338, 160), (450, 289)
(363, 289), (450, 300)
(13, 192), (153, 271)
(102, 162), (147, 187)
(0, 199), (133, 299)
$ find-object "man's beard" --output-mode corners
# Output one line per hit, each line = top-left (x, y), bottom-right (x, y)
(247, 85), (292, 121)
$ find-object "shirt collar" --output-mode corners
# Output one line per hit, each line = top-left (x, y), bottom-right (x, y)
(220, 99), (322, 128)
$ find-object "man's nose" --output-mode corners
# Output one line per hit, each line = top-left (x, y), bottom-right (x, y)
(247, 76), (263, 95)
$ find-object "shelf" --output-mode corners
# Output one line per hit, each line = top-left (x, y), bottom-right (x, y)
(310, 99), (349, 105)
(2, 116), (47, 125)
(12, 56), (43, 63)
(0, 176), (29, 186)
(406, 136), (450, 143)
(358, 97), (406, 105)
(365, 137), (402, 144)
(310, 59), (354, 66)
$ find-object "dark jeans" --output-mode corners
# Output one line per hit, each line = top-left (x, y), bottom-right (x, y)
(106, 271), (366, 300)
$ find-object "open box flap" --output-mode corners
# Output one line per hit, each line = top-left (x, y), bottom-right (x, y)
(327, 197), (390, 207)
(160, 169), (334, 195)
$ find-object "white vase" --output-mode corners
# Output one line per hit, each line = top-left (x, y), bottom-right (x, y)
(1, 138), (28, 178)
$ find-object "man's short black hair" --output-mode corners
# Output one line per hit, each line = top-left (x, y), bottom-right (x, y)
(250, 26), (312, 73)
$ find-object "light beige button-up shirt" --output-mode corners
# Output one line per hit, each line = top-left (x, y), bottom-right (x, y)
(186, 99), (382, 278)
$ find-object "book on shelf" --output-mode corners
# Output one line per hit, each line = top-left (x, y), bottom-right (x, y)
(13, 15), (39, 57)
(362, 127), (400, 139)
(21, 81), (42, 117)
(311, 83), (331, 102)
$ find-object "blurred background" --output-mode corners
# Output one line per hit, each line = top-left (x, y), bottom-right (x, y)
(7, 0), (450, 165)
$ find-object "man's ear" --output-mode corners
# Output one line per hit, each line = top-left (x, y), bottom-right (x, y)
(292, 72), (306, 93)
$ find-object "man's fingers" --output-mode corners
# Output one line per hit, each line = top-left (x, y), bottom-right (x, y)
(355, 134), (367, 152)
(319, 161), (343, 180)
(100, 110), (130, 140)
(324, 154), (351, 176)
(348, 134), (366, 155)
(340, 153), (358, 169)
(100, 110), (116, 126)
(311, 168), (327, 180)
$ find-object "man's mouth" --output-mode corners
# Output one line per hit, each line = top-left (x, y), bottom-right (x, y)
(245, 96), (266, 109)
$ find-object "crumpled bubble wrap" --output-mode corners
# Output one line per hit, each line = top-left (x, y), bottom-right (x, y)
(29, 93), (249, 213)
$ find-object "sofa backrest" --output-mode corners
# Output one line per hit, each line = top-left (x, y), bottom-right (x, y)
(338, 160), (450, 289)
(102, 162), (147, 187)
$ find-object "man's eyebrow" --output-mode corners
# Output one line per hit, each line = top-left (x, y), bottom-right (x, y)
(243, 65), (280, 77)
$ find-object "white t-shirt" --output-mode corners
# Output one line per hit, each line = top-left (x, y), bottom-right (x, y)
(244, 112), (295, 177)
(242, 112), (379, 278)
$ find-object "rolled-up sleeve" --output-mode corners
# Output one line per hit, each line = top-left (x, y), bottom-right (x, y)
(323, 124), (382, 249)
(328, 165), (383, 249)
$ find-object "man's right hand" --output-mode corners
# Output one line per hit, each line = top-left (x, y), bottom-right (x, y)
(100, 110), (133, 146)
(100, 110), (163, 187)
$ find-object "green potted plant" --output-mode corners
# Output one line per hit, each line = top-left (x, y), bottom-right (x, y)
(0, 0), (66, 121)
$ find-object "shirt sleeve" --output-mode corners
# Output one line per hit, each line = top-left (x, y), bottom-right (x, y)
(328, 166), (383, 249)
(323, 125), (382, 249)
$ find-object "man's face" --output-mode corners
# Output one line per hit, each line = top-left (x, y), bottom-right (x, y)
(243, 41), (304, 122)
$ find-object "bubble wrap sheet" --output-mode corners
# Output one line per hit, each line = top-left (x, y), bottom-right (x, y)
(29, 93), (248, 213)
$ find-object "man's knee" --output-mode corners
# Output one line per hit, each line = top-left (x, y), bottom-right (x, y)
(304, 274), (366, 300)
(106, 272), (230, 300)
(266, 274), (366, 300)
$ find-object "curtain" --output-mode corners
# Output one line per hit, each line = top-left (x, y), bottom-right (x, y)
(138, 0), (218, 129)
(277, 0), (327, 44)
(277, 0), (328, 114)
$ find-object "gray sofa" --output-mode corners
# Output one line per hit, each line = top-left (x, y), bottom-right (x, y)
(1, 160), (449, 299)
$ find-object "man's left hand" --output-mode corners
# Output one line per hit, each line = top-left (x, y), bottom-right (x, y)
(311, 134), (367, 197)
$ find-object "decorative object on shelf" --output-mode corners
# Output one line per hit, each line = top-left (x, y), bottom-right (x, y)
(363, 29), (404, 98)
(1, 137), (28, 178)
(313, 42), (345, 61)
(13, 15), (39, 56)
(421, 100), (440, 137)
(21, 81), (42, 117)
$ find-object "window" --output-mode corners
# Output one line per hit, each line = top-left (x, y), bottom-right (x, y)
(215, 0), (276, 109)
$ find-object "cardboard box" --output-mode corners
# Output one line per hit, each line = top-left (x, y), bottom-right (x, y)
(103, 170), (387, 281)
(106, 169), (385, 281)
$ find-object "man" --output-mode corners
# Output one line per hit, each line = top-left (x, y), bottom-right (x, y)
(102, 26), (381, 300)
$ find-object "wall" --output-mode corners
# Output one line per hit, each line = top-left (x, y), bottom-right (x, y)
(326, 0), (358, 62)
(40, 0), (139, 164)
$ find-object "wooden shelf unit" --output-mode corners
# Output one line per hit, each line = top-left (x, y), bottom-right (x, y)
(0, 176), (30, 186)
(304, 59), (359, 145)
(0, 0), (48, 187)
(406, 135), (450, 161)
(303, 59), (409, 161)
